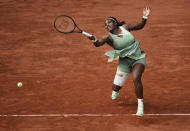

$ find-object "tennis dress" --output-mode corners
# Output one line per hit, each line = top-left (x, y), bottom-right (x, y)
(105, 26), (146, 73)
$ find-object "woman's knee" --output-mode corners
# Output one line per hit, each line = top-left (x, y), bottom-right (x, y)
(113, 70), (129, 87)
(132, 64), (144, 84)
(132, 74), (142, 84)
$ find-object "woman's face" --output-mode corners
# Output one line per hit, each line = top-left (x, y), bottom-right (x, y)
(105, 19), (117, 32)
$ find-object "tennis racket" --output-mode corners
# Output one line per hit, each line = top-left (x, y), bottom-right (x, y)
(54, 15), (92, 37)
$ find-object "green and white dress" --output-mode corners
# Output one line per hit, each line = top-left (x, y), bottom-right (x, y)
(105, 26), (146, 73)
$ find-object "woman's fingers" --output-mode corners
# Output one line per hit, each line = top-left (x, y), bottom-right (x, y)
(143, 7), (151, 17)
(88, 35), (96, 40)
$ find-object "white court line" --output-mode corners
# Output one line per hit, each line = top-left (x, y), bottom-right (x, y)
(0, 114), (190, 117)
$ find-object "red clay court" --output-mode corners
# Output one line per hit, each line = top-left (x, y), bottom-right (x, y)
(0, 0), (190, 130)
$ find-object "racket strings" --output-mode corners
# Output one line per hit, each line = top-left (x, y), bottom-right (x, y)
(54, 16), (75, 33)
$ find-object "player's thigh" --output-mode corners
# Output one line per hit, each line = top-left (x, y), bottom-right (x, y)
(132, 63), (145, 81)
(117, 57), (132, 73)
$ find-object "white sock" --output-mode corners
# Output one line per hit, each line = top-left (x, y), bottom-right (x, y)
(138, 99), (143, 104)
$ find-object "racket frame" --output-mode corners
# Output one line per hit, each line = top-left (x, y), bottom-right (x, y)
(54, 15), (92, 37)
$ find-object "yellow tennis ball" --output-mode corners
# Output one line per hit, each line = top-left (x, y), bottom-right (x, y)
(17, 82), (23, 88)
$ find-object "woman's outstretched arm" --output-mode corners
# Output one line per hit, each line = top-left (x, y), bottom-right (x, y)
(123, 7), (151, 31)
(88, 34), (111, 47)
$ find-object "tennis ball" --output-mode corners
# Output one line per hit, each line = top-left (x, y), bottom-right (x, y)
(17, 82), (23, 88)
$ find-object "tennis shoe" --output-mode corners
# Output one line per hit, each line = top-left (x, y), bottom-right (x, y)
(136, 103), (144, 116)
(111, 90), (119, 100)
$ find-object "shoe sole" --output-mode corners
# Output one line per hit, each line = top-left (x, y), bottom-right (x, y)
(136, 113), (144, 116)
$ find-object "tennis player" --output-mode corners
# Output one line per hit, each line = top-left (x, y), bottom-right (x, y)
(88, 7), (151, 116)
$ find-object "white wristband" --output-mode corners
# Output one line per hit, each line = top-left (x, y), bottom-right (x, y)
(143, 16), (148, 19)
(92, 37), (98, 43)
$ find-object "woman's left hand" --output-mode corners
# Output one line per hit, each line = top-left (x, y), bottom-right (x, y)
(143, 7), (151, 17)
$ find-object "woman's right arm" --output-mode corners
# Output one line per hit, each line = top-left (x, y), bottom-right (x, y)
(88, 34), (111, 47)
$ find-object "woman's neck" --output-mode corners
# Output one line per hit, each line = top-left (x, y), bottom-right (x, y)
(110, 26), (121, 35)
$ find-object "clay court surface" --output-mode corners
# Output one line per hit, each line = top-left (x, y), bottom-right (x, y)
(0, 0), (190, 130)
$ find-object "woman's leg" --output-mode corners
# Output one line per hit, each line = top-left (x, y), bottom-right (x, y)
(132, 63), (145, 99)
(112, 71), (129, 100)
(132, 63), (145, 116)
(111, 57), (131, 100)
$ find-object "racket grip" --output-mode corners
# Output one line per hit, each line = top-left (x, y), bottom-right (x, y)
(82, 31), (92, 37)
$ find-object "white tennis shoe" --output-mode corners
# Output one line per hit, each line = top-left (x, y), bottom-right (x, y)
(136, 103), (144, 116)
(111, 90), (119, 100)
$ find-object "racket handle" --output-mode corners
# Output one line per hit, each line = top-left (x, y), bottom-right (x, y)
(82, 31), (92, 37)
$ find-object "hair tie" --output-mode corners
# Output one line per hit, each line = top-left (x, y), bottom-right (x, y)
(107, 18), (117, 23)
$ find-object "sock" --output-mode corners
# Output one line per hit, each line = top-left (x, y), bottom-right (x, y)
(138, 99), (143, 104)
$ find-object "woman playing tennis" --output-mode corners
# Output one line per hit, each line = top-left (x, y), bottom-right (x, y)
(88, 7), (151, 116)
